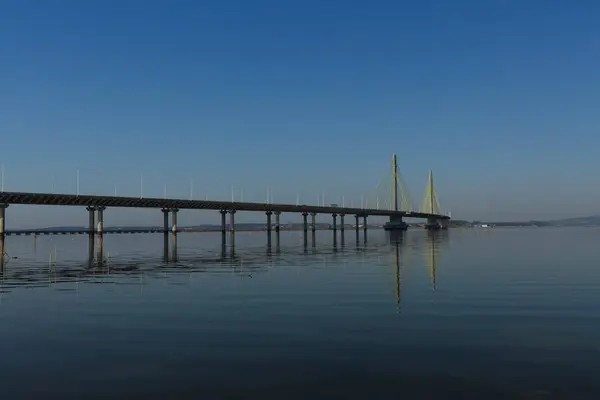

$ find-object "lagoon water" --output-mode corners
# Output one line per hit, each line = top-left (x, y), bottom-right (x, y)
(0, 228), (599, 399)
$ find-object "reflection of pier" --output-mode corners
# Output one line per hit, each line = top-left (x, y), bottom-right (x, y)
(388, 231), (409, 310)
(387, 230), (449, 308)
(0, 233), (362, 291)
(424, 230), (449, 290)
(423, 230), (448, 290)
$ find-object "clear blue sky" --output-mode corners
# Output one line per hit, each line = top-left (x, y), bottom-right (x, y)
(1, 0), (599, 227)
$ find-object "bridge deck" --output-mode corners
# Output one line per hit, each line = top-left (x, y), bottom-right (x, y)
(0, 191), (449, 219)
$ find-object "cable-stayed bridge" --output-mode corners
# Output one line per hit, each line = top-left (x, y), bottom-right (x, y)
(0, 154), (450, 253)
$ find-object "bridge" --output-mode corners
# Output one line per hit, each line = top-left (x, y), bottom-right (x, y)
(0, 154), (449, 251)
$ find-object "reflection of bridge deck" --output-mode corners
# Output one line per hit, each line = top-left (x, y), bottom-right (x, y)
(4, 226), (339, 236)
(6, 229), (164, 236)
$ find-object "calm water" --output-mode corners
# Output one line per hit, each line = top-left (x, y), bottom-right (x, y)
(1, 228), (599, 399)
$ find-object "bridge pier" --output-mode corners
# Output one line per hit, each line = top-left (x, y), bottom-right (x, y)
(220, 210), (227, 252)
(229, 210), (236, 249)
(171, 208), (179, 234)
(161, 208), (170, 234)
(87, 234), (94, 267)
(0, 205), (6, 272)
(171, 233), (178, 262)
(439, 218), (449, 230)
(339, 214), (345, 246)
(0, 204), (7, 235)
(363, 215), (368, 243)
(163, 230), (169, 262)
(97, 206), (106, 236)
(354, 215), (360, 244)
(302, 212), (308, 247)
(266, 211), (272, 248)
(332, 213), (337, 247)
(310, 212), (316, 247)
(96, 235), (104, 266)
(425, 217), (440, 230)
(384, 215), (408, 231)
(274, 211), (281, 248)
(86, 206), (95, 235)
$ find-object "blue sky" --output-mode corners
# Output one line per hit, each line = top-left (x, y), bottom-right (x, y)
(1, 0), (599, 227)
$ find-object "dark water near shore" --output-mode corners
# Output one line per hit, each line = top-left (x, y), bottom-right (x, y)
(1, 228), (599, 399)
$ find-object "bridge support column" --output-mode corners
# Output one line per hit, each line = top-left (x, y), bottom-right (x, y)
(0, 204), (7, 237)
(310, 212), (316, 247)
(161, 208), (170, 234)
(339, 214), (345, 246)
(96, 206), (106, 236)
(302, 212), (308, 248)
(274, 211), (281, 249)
(274, 212), (280, 233)
(0, 205), (6, 268)
(384, 215), (408, 231)
(88, 233), (94, 267)
(86, 206), (95, 235)
(266, 211), (272, 248)
(171, 233), (178, 262)
(229, 210), (236, 249)
(220, 210), (227, 251)
(363, 215), (368, 243)
(439, 219), (449, 230)
(96, 235), (104, 266)
(163, 228), (169, 262)
(332, 213), (337, 247)
(425, 217), (440, 230)
(171, 208), (179, 234)
(355, 215), (360, 244)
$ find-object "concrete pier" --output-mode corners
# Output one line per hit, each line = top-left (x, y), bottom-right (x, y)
(163, 231), (169, 262)
(302, 212), (308, 247)
(310, 212), (316, 247)
(219, 210), (227, 249)
(332, 213), (337, 247)
(266, 211), (272, 247)
(339, 214), (345, 245)
(96, 235), (104, 266)
(86, 206), (95, 235)
(229, 210), (236, 249)
(0, 235), (4, 272)
(0, 204), (7, 238)
(439, 218), (449, 230)
(96, 206), (106, 236)
(274, 211), (281, 249)
(0, 204), (6, 270)
(87, 234), (94, 267)
(171, 233), (178, 262)
(274, 211), (280, 233)
(355, 215), (360, 244)
(384, 214), (408, 231)
(425, 216), (440, 230)
(162, 208), (169, 233)
(171, 208), (178, 234)
(363, 215), (368, 242)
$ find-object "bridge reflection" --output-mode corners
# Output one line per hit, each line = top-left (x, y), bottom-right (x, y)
(0, 230), (449, 302)
(388, 229), (449, 309)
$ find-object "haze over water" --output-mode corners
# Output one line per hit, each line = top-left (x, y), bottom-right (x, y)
(1, 228), (599, 399)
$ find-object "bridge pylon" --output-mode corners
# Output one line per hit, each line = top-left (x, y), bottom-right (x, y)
(420, 170), (447, 230)
(383, 154), (409, 231)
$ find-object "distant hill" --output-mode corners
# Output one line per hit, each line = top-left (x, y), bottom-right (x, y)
(549, 215), (600, 226)
(38, 226), (87, 231)
(480, 215), (600, 227)
(31, 215), (600, 231)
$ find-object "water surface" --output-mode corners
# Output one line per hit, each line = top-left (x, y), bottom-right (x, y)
(1, 228), (599, 399)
